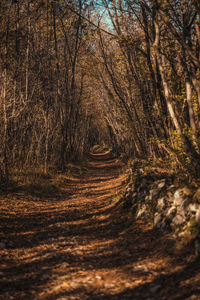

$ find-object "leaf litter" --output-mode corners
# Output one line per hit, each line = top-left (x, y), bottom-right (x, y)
(0, 151), (199, 299)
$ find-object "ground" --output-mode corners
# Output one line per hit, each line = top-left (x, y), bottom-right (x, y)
(0, 150), (200, 299)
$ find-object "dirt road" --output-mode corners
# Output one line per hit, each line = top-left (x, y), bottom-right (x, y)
(0, 151), (199, 299)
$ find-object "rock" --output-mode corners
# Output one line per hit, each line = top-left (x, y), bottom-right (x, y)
(167, 185), (176, 191)
(174, 187), (192, 206)
(154, 213), (162, 226)
(136, 204), (147, 219)
(173, 189), (188, 207)
(188, 203), (199, 214)
(160, 220), (167, 230)
(166, 207), (177, 219)
(196, 208), (200, 225)
(157, 179), (166, 190)
(124, 169), (199, 239)
(174, 197), (185, 207)
(154, 213), (167, 230)
(157, 197), (167, 210)
(149, 189), (159, 200)
(176, 202), (187, 215)
(172, 214), (186, 226)
(174, 188), (184, 199)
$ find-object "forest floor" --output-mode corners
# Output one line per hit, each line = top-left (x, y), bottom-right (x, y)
(0, 150), (200, 300)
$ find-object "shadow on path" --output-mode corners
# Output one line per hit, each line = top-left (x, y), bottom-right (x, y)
(0, 150), (199, 299)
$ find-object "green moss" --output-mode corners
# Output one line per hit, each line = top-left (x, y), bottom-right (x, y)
(186, 218), (199, 235)
(193, 188), (200, 203)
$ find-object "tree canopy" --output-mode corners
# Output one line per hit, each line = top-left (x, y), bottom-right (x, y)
(1, 0), (200, 182)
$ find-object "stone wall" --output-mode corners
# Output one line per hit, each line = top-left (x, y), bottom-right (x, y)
(121, 168), (200, 257)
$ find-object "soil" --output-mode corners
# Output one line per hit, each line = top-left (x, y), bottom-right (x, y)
(0, 150), (200, 300)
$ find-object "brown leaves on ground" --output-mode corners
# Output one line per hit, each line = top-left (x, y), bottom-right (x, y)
(0, 150), (200, 300)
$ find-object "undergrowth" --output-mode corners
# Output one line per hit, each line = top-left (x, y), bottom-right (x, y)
(0, 161), (88, 198)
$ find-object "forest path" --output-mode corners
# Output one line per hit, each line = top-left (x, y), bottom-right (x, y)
(0, 150), (199, 300)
